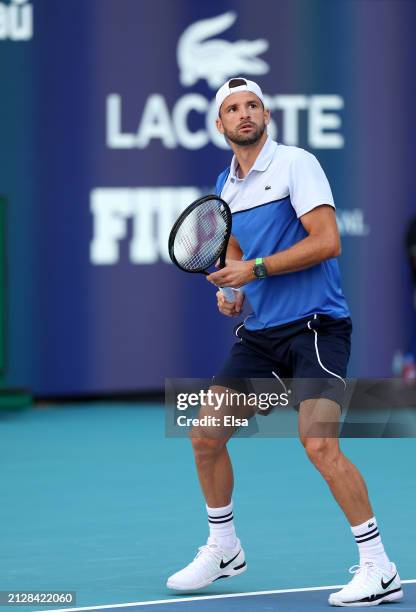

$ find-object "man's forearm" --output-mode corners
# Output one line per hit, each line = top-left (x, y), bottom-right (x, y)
(226, 236), (244, 261)
(263, 233), (340, 276)
(207, 230), (340, 290)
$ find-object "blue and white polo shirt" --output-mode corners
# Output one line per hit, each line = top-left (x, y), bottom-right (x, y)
(215, 137), (350, 330)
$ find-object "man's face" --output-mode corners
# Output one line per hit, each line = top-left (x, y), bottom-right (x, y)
(216, 91), (270, 146)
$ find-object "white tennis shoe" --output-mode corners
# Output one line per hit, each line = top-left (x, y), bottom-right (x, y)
(167, 539), (247, 591)
(329, 561), (403, 606)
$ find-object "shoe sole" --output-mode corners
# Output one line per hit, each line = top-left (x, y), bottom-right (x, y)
(167, 561), (247, 592)
(329, 587), (404, 607)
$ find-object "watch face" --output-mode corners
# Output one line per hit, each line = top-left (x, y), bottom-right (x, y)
(253, 263), (267, 278)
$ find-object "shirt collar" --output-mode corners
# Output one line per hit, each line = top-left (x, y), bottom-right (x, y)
(229, 136), (277, 179)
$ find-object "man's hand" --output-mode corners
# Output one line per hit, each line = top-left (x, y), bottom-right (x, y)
(217, 289), (245, 317)
(208, 260), (253, 289)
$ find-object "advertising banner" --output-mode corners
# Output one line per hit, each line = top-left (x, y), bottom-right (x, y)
(0, 0), (415, 395)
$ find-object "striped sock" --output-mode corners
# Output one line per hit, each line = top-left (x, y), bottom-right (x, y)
(206, 501), (237, 551)
(351, 517), (391, 570)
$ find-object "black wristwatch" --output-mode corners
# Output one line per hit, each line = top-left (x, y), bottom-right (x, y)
(253, 257), (268, 279)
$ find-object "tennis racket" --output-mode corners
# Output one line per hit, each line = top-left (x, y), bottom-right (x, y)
(168, 195), (236, 302)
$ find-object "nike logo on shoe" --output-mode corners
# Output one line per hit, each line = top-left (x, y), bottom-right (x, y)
(265, 185), (271, 190)
(219, 550), (241, 569)
(367, 522), (374, 527)
(381, 573), (397, 590)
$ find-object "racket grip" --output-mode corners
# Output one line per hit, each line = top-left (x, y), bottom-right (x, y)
(220, 287), (236, 302)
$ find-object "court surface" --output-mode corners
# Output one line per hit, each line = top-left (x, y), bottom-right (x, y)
(1, 403), (415, 612)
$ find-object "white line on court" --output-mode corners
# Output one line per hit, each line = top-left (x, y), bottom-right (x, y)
(37, 579), (416, 612)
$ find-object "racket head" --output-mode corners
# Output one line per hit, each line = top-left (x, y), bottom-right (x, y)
(168, 195), (232, 274)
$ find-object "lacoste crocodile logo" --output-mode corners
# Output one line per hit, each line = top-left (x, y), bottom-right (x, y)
(177, 12), (269, 88)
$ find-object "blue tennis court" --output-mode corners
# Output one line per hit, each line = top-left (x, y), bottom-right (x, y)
(1, 403), (415, 611)
(39, 585), (416, 612)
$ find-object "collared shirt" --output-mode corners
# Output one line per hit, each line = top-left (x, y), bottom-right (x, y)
(215, 137), (350, 330)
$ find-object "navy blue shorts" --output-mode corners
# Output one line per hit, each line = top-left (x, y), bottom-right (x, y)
(213, 314), (352, 406)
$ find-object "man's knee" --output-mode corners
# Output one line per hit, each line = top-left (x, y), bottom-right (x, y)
(301, 437), (340, 478)
(191, 434), (226, 460)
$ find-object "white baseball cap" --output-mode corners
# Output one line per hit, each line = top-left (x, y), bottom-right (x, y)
(215, 77), (265, 116)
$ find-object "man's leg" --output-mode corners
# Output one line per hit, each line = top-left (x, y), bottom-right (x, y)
(299, 398), (402, 606)
(167, 385), (250, 591)
(190, 385), (255, 543)
(191, 440), (234, 505)
(298, 398), (372, 525)
(167, 328), (280, 592)
(190, 397), (234, 509)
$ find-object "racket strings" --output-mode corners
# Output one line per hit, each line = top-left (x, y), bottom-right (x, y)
(179, 215), (226, 269)
(184, 214), (225, 268)
(173, 200), (229, 271)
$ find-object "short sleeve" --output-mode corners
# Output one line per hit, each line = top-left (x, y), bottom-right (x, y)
(288, 150), (335, 218)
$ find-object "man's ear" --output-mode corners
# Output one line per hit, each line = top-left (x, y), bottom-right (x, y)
(216, 117), (225, 135)
(264, 109), (271, 125)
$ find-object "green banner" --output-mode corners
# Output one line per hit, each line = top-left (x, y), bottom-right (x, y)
(0, 197), (6, 377)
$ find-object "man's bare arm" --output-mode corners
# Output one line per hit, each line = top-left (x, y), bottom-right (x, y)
(226, 235), (244, 261)
(207, 205), (340, 288)
(263, 204), (340, 275)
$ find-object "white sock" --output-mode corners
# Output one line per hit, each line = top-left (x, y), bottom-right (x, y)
(351, 517), (391, 571)
(206, 501), (238, 551)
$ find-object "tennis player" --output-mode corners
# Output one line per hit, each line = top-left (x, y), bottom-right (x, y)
(167, 78), (402, 606)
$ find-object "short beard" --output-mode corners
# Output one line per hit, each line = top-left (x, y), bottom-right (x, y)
(225, 122), (266, 147)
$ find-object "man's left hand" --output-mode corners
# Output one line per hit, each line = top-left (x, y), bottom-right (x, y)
(207, 260), (254, 289)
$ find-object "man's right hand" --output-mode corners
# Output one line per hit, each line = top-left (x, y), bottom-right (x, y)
(216, 289), (245, 317)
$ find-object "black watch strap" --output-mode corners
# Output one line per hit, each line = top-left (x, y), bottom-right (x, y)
(253, 257), (268, 279)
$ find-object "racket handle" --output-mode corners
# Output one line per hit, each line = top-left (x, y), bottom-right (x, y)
(220, 287), (236, 302)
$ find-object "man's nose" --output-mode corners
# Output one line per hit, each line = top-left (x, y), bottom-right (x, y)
(240, 108), (251, 120)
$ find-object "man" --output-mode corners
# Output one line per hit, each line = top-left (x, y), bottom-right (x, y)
(167, 78), (402, 606)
